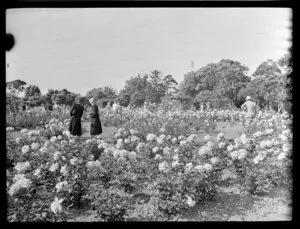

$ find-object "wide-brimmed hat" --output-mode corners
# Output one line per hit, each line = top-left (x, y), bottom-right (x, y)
(246, 96), (251, 101)
(89, 97), (96, 104)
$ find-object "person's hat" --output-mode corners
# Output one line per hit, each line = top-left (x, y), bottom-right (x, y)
(89, 97), (95, 104)
(246, 96), (251, 101)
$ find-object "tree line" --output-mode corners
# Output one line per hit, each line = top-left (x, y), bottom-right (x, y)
(6, 52), (292, 111)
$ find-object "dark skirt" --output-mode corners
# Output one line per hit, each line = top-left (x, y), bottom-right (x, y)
(90, 116), (102, 135)
(69, 117), (82, 136)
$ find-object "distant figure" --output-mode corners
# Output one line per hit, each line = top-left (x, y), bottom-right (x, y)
(206, 101), (211, 111)
(69, 97), (84, 136)
(112, 101), (121, 114)
(200, 102), (205, 112)
(88, 97), (102, 139)
(106, 102), (112, 114)
(241, 96), (258, 126)
(48, 103), (53, 111)
(22, 105), (26, 111)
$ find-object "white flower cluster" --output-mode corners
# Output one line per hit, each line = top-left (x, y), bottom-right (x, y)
(21, 145), (30, 154)
(15, 161), (30, 173)
(9, 174), (32, 196)
(230, 149), (248, 160)
(187, 134), (197, 143)
(186, 195), (196, 207)
(253, 131), (263, 138)
(194, 163), (213, 172)
(60, 165), (68, 176)
(204, 135), (212, 141)
(6, 127), (14, 131)
(185, 162), (193, 172)
(146, 133), (157, 141)
(158, 161), (170, 173)
(259, 139), (274, 149)
(198, 145), (212, 156)
(136, 142), (146, 152)
(156, 134), (166, 145)
(55, 181), (69, 192)
(253, 154), (264, 164)
(50, 197), (63, 215)
(20, 128), (28, 134)
(217, 132), (225, 142)
(49, 163), (59, 172)
(30, 142), (40, 150)
(86, 160), (102, 169)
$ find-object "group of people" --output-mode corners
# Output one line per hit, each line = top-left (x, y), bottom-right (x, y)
(69, 97), (102, 139)
(67, 95), (258, 139)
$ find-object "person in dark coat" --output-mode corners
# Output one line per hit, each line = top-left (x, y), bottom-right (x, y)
(69, 97), (84, 136)
(88, 97), (102, 139)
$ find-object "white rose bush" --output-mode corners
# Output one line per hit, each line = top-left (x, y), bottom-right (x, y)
(6, 105), (292, 221)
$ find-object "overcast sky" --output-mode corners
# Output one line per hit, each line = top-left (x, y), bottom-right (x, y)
(6, 8), (292, 96)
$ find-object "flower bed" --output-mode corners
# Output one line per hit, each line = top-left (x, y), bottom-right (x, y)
(6, 109), (292, 221)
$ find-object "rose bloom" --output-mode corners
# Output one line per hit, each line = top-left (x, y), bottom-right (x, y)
(277, 152), (286, 160)
(50, 197), (63, 215)
(163, 147), (171, 155)
(49, 163), (59, 172)
(55, 181), (69, 192)
(20, 128), (28, 134)
(171, 137), (177, 144)
(178, 135), (185, 141)
(156, 137), (164, 145)
(185, 163), (193, 171)
(15, 161), (30, 173)
(39, 146), (48, 153)
(115, 133), (121, 138)
(218, 142), (226, 148)
(210, 157), (219, 165)
(9, 177), (32, 196)
(204, 135), (212, 141)
(154, 154), (163, 160)
(21, 145), (30, 154)
(131, 136), (140, 142)
(237, 149), (247, 159)
(34, 168), (41, 177)
(253, 154), (263, 164)
(31, 142), (40, 150)
(203, 163), (213, 171)
(186, 195), (196, 207)
(15, 138), (21, 144)
(117, 139), (123, 145)
(173, 154), (179, 161)
(152, 147), (160, 154)
(230, 151), (239, 160)
(128, 151), (137, 160)
(158, 161), (170, 172)
(146, 133), (157, 141)
(70, 157), (78, 165)
(180, 140), (187, 146)
(50, 136), (57, 142)
(124, 138), (131, 144)
(282, 143), (292, 153)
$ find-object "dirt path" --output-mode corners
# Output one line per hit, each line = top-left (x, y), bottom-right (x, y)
(181, 187), (292, 221)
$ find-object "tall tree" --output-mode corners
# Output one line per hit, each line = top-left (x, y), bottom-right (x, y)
(252, 59), (282, 78)
(214, 59), (251, 105)
(24, 85), (41, 97)
(6, 80), (27, 97)
(162, 75), (178, 96)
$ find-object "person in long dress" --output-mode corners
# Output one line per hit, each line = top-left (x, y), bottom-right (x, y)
(241, 96), (258, 127)
(87, 97), (103, 139)
(69, 97), (84, 136)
